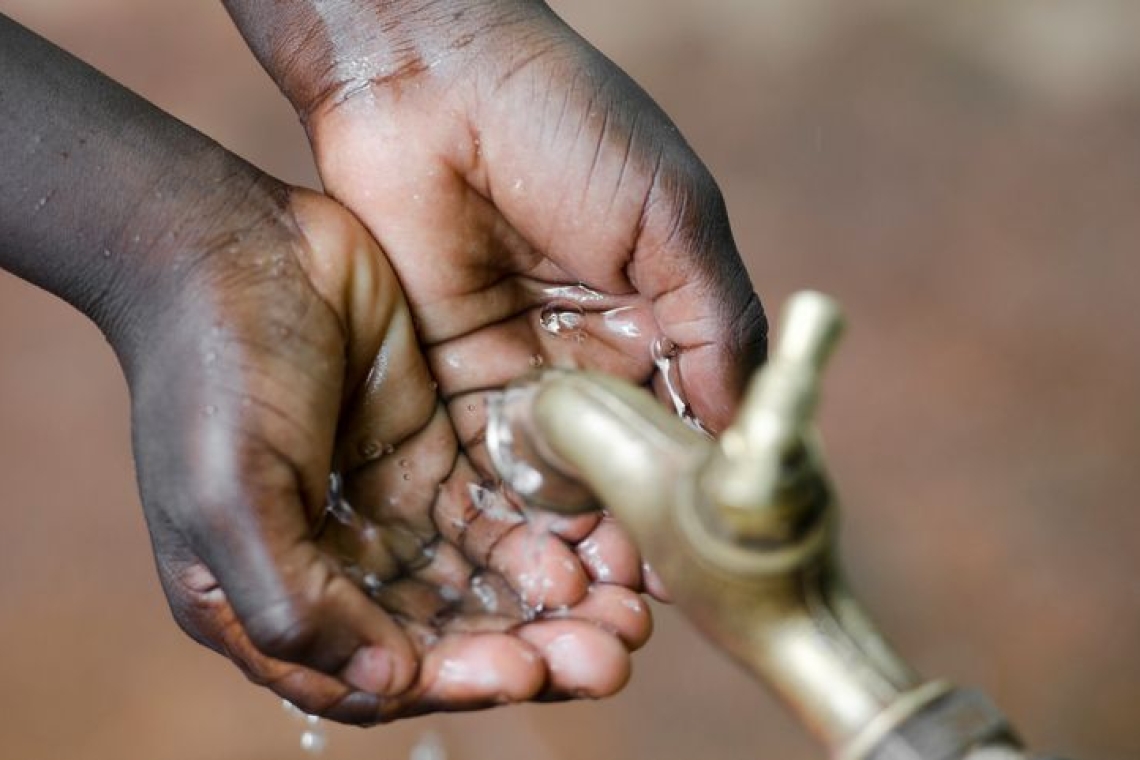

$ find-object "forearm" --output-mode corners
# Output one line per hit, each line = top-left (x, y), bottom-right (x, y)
(0, 14), (284, 350)
(222, 0), (546, 116)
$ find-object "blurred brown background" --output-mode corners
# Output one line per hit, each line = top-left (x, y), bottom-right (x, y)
(2, 1), (1139, 758)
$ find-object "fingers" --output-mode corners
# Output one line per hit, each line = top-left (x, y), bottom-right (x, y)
(576, 517), (642, 587)
(518, 620), (632, 699)
(191, 504), (417, 696)
(156, 558), (392, 724)
(546, 584), (653, 650)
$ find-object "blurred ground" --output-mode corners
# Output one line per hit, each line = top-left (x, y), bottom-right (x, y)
(2, 1), (1140, 759)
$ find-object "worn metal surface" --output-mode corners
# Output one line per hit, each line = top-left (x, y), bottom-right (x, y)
(490, 292), (1047, 760)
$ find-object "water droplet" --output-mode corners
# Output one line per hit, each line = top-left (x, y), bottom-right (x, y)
(33, 196), (49, 212)
(358, 439), (383, 461)
(325, 472), (359, 526)
(470, 575), (499, 613)
(578, 537), (613, 581)
(383, 443), (396, 455)
(539, 302), (586, 337)
(650, 336), (678, 363)
(409, 730), (449, 760)
(428, 380), (439, 392)
(362, 573), (384, 595)
(283, 701), (328, 755)
(101, 248), (112, 259)
(327, 498), (356, 526)
(467, 483), (524, 525)
(402, 472), (411, 481)
(398, 458), (408, 468)
(528, 354), (545, 368)
(622, 597), (644, 613)
(466, 403), (476, 413)
(300, 728), (327, 754)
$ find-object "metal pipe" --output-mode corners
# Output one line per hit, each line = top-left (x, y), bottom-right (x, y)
(487, 291), (1061, 760)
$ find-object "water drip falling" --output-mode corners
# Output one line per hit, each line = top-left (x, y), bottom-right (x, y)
(409, 730), (448, 760)
(650, 336), (711, 435)
(283, 700), (328, 755)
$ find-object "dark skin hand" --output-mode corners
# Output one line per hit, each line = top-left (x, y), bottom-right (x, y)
(222, 0), (769, 716)
(224, 0), (768, 437)
(1, 14), (659, 724)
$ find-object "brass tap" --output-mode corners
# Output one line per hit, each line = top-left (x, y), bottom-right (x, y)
(487, 291), (1060, 760)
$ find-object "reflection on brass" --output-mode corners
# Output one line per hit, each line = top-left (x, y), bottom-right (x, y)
(489, 291), (1060, 760)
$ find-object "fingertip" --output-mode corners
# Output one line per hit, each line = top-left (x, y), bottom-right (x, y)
(576, 517), (642, 588)
(519, 620), (631, 699)
(490, 529), (589, 610)
(420, 634), (546, 706)
(556, 585), (653, 650)
(642, 561), (671, 603)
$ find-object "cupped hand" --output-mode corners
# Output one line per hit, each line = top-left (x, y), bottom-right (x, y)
(130, 186), (655, 725)
(294, 0), (768, 434)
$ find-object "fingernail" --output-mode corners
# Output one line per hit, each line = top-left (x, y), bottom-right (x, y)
(343, 646), (394, 694)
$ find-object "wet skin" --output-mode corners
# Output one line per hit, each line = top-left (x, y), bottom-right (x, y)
(0, 12), (661, 723)
(1, 0), (768, 727)
(221, 0), (769, 719)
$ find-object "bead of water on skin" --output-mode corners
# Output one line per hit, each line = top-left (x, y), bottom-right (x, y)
(398, 458), (409, 468)
(650, 335), (678, 362)
(363, 573), (384, 595)
(539, 302), (586, 337)
(579, 537), (613, 581)
(529, 354), (545, 368)
(470, 575), (499, 613)
(468, 483), (525, 525)
(358, 439), (382, 460)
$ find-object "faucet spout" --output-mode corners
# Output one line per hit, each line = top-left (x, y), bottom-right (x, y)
(486, 291), (1045, 760)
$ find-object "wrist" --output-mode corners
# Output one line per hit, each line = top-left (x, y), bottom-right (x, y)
(223, 0), (549, 119)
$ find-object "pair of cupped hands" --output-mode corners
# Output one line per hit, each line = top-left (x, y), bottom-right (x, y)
(133, 0), (766, 723)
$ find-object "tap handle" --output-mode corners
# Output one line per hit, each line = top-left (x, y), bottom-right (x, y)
(703, 291), (845, 540)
